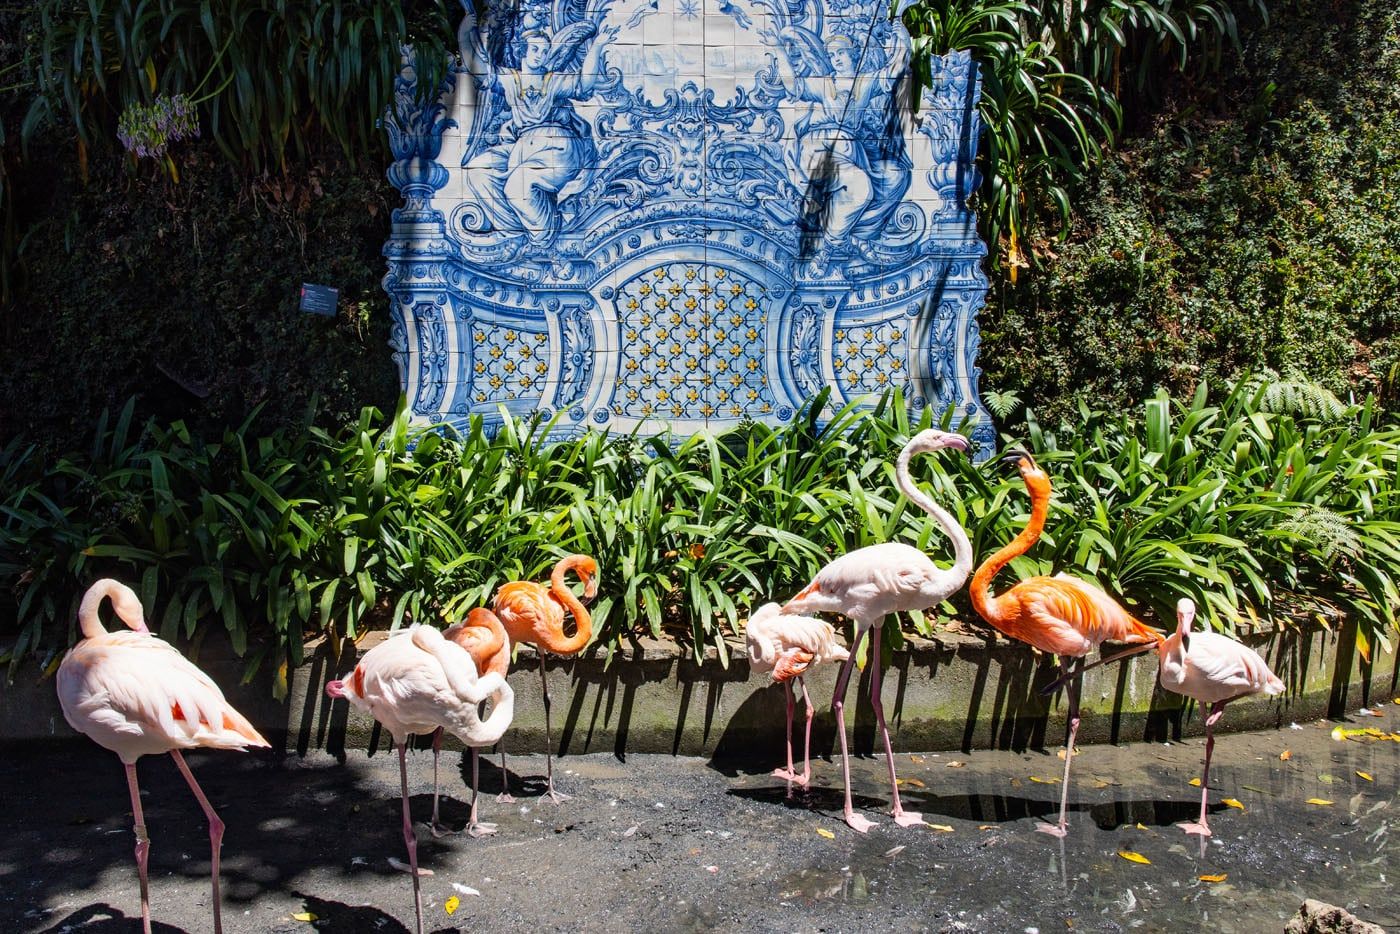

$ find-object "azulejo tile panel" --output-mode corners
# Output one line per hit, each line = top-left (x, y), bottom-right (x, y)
(383, 0), (993, 448)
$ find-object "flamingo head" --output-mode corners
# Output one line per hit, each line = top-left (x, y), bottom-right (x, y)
(575, 556), (600, 600)
(110, 585), (149, 633)
(1175, 597), (1196, 651)
(325, 679), (348, 700)
(905, 428), (970, 456)
(986, 447), (1049, 493)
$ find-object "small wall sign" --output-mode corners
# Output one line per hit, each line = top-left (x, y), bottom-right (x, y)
(299, 283), (339, 317)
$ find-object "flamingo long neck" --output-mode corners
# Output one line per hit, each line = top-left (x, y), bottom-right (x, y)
(969, 472), (1050, 626)
(78, 580), (143, 640)
(896, 445), (973, 589)
(464, 609), (508, 666)
(540, 557), (593, 655)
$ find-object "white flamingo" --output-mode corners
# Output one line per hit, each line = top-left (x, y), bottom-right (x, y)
(745, 602), (849, 791)
(782, 428), (973, 832)
(56, 579), (270, 934)
(326, 624), (514, 934)
(1159, 597), (1283, 837)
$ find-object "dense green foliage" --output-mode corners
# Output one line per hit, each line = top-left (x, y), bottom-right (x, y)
(4, 381), (1397, 689)
(904, 0), (1264, 267)
(982, 0), (1400, 423)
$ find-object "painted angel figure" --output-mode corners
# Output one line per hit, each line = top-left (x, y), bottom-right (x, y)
(458, 1), (619, 249)
(763, 25), (912, 251)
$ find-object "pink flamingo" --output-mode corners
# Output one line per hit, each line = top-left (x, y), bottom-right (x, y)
(327, 624), (513, 934)
(782, 429), (974, 832)
(428, 607), (512, 837)
(1159, 597), (1283, 836)
(745, 602), (849, 791)
(56, 579), (270, 934)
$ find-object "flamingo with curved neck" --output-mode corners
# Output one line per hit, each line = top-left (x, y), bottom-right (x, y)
(782, 428), (974, 832)
(58, 579), (268, 934)
(493, 554), (599, 802)
(970, 450), (1162, 837)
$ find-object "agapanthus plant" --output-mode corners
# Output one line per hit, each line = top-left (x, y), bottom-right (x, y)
(116, 93), (199, 159)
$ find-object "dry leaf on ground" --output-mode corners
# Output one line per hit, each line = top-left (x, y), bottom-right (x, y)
(1117, 851), (1151, 864)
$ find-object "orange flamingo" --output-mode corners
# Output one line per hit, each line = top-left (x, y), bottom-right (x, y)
(971, 450), (1163, 837)
(493, 554), (599, 802)
(423, 607), (512, 836)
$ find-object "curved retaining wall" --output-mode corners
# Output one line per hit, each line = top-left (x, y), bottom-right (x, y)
(6, 621), (1388, 759)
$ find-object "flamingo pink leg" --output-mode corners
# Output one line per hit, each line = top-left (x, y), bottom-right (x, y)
(830, 626), (875, 833)
(428, 728), (457, 837)
(467, 747), (498, 837)
(123, 762), (153, 934)
(771, 679), (799, 791)
(1037, 656), (1083, 838)
(497, 744), (516, 804)
(1180, 701), (1224, 837)
(540, 660), (569, 803)
(799, 677), (815, 785)
(870, 622), (922, 827)
(169, 751), (226, 934)
(395, 742), (425, 934)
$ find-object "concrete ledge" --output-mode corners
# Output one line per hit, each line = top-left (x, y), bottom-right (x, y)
(5, 621), (1396, 758)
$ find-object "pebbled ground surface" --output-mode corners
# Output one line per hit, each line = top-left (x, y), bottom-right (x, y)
(3, 703), (1398, 933)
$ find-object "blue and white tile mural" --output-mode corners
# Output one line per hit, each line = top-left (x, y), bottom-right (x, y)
(383, 0), (992, 447)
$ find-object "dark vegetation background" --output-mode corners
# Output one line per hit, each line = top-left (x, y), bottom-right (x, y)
(0, 0), (1396, 444)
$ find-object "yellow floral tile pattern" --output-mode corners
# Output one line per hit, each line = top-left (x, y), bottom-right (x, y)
(612, 264), (777, 420)
(471, 325), (549, 405)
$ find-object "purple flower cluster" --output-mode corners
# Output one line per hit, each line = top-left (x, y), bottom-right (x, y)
(116, 94), (200, 159)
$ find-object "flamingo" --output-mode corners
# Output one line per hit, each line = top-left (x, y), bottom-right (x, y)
(326, 624), (514, 934)
(426, 607), (512, 836)
(971, 450), (1163, 837)
(782, 428), (974, 832)
(493, 554), (598, 803)
(745, 602), (850, 791)
(1159, 596), (1283, 836)
(55, 579), (270, 934)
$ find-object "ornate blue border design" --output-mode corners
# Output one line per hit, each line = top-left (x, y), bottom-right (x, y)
(384, 0), (994, 452)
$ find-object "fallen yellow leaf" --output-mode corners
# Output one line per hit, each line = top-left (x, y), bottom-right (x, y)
(978, 824), (994, 830)
(1188, 778), (1202, 787)
(292, 913), (319, 923)
(1222, 798), (1245, 811)
(1357, 771), (1374, 782)
(1307, 798), (1334, 806)
(1134, 822), (1149, 830)
(946, 761), (965, 768)
(1280, 750), (1292, 761)
(911, 755), (926, 763)
(927, 823), (955, 832)
(816, 827), (836, 839)
(1199, 873), (1228, 883)
(1117, 851), (1151, 865)
(905, 778), (926, 788)
(1029, 776), (1059, 784)
(445, 896), (461, 916)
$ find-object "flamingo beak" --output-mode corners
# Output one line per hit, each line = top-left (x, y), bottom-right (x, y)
(941, 434), (970, 454)
(984, 448), (1032, 473)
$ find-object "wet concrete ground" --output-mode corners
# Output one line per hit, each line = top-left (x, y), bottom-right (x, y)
(4, 704), (1398, 933)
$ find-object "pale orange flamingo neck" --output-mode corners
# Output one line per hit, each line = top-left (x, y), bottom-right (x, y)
(78, 579), (147, 640)
(543, 556), (594, 655)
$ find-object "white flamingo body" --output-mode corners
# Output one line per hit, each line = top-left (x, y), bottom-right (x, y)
(746, 602), (849, 678)
(328, 624), (514, 934)
(1159, 628), (1284, 706)
(332, 625), (514, 748)
(55, 579), (268, 934)
(1158, 598), (1283, 838)
(780, 429), (974, 832)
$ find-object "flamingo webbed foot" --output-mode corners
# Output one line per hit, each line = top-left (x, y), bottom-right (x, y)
(771, 767), (810, 786)
(1034, 821), (1069, 838)
(546, 788), (572, 804)
(466, 821), (498, 838)
(893, 810), (923, 828)
(1178, 819), (1212, 837)
(389, 856), (435, 877)
(844, 812), (876, 834)
(428, 821), (460, 838)
(495, 792), (517, 804)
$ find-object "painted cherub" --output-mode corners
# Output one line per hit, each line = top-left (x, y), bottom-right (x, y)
(459, 1), (619, 248)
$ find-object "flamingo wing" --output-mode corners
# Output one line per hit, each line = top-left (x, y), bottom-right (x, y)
(1181, 631), (1284, 699)
(790, 543), (937, 617)
(59, 632), (266, 753)
(773, 613), (849, 662)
